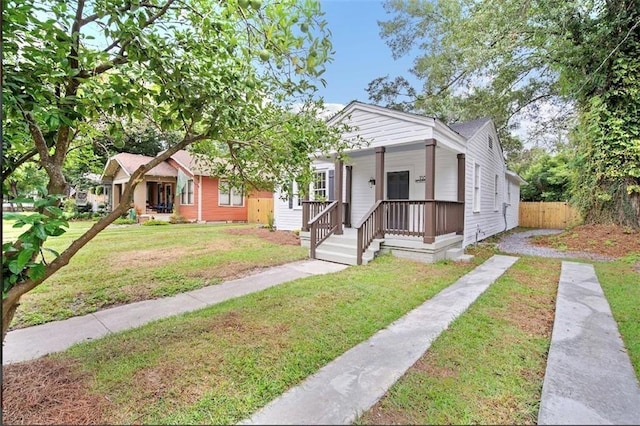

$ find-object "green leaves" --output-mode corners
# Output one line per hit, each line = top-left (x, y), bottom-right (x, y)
(2, 0), (341, 306)
(2, 193), (69, 299)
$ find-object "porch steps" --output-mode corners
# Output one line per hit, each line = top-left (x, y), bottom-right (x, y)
(313, 234), (383, 266)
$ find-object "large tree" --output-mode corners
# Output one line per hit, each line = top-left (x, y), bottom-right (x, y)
(370, 0), (639, 226)
(2, 0), (351, 340)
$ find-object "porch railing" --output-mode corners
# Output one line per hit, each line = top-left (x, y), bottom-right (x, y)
(302, 201), (350, 232)
(308, 200), (340, 259)
(356, 200), (464, 265)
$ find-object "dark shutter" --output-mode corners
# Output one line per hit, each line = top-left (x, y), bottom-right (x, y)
(288, 182), (293, 209)
(328, 170), (335, 201)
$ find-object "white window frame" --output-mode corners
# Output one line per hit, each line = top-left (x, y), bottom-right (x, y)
(292, 181), (302, 210)
(473, 162), (481, 213)
(181, 179), (194, 205)
(507, 180), (512, 204)
(311, 170), (328, 201)
(494, 174), (499, 211)
(218, 180), (244, 207)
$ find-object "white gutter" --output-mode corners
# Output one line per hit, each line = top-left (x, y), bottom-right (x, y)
(198, 175), (203, 222)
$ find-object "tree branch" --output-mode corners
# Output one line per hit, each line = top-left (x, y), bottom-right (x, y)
(4, 131), (209, 304)
(87, 0), (177, 77)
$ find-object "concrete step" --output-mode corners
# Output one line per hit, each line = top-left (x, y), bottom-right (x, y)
(454, 254), (474, 263)
(446, 248), (464, 260)
(446, 248), (474, 263)
(315, 248), (375, 266)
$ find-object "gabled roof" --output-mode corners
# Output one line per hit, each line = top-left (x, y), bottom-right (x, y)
(101, 152), (178, 180)
(506, 170), (527, 185)
(449, 117), (492, 139)
(169, 150), (211, 177)
(327, 101), (439, 128)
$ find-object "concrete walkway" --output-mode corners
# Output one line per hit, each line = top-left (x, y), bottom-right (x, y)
(2, 259), (348, 365)
(538, 261), (640, 425)
(240, 254), (519, 425)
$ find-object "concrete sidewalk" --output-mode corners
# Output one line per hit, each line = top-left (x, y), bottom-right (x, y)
(2, 259), (348, 365)
(538, 261), (640, 425)
(240, 254), (519, 425)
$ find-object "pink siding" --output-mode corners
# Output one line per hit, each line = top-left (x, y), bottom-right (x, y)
(167, 158), (248, 222)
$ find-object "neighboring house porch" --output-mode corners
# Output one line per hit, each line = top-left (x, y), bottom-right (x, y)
(101, 150), (272, 223)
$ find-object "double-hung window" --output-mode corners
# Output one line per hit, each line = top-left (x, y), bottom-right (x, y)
(494, 174), (499, 211)
(181, 179), (194, 205)
(312, 171), (328, 201)
(473, 163), (481, 212)
(219, 181), (243, 206)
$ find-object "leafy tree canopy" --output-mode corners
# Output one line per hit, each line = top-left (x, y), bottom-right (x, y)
(371, 0), (639, 226)
(2, 0), (350, 340)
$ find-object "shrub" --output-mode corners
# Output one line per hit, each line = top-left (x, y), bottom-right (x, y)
(267, 212), (275, 231)
(77, 203), (93, 213)
(169, 212), (188, 224)
(113, 218), (137, 225)
(62, 198), (76, 219)
(142, 219), (170, 226)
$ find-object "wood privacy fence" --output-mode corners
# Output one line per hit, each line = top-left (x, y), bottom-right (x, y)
(247, 198), (274, 225)
(519, 202), (582, 229)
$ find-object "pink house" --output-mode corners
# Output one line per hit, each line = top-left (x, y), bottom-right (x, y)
(101, 150), (271, 222)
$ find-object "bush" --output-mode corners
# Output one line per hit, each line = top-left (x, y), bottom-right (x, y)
(77, 203), (93, 213)
(169, 212), (188, 224)
(267, 212), (275, 231)
(142, 219), (170, 226)
(62, 198), (76, 218)
(113, 218), (137, 225)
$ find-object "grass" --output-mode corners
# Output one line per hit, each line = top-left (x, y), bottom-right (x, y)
(49, 253), (488, 424)
(4, 222), (638, 425)
(3, 220), (307, 329)
(595, 255), (640, 378)
(357, 256), (560, 425)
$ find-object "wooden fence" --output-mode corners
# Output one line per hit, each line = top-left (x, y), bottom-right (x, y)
(519, 202), (581, 229)
(247, 198), (274, 225)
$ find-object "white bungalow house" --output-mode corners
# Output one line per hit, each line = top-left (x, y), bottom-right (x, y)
(273, 101), (525, 265)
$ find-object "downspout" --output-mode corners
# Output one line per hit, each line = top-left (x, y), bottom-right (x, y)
(197, 175), (202, 222)
(503, 202), (509, 232)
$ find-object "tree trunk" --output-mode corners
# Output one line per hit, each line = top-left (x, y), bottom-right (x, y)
(1, 135), (201, 343)
(2, 293), (22, 343)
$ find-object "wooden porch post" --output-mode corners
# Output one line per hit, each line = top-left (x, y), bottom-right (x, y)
(334, 159), (344, 235)
(457, 153), (466, 235)
(345, 165), (352, 227)
(301, 192), (310, 232)
(424, 139), (437, 243)
(375, 147), (385, 202)
(375, 147), (385, 238)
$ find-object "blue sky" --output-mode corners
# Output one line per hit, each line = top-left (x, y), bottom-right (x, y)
(314, 0), (417, 107)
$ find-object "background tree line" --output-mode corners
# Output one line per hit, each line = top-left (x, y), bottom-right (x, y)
(369, 0), (639, 224)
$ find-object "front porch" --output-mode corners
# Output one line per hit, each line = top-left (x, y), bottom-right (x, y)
(301, 139), (469, 265)
(300, 200), (468, 265)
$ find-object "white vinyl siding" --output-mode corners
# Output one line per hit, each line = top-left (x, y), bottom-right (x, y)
(463, 122), (516, 247)
(473, 163), (481, 212)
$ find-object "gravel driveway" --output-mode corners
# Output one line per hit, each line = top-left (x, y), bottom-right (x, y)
(495, 228), (616, 262)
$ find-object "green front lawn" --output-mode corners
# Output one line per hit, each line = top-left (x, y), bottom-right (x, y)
(51, 253), (484, 424)
(2, 220), (307, 329)
(357, 255), (640, 424)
